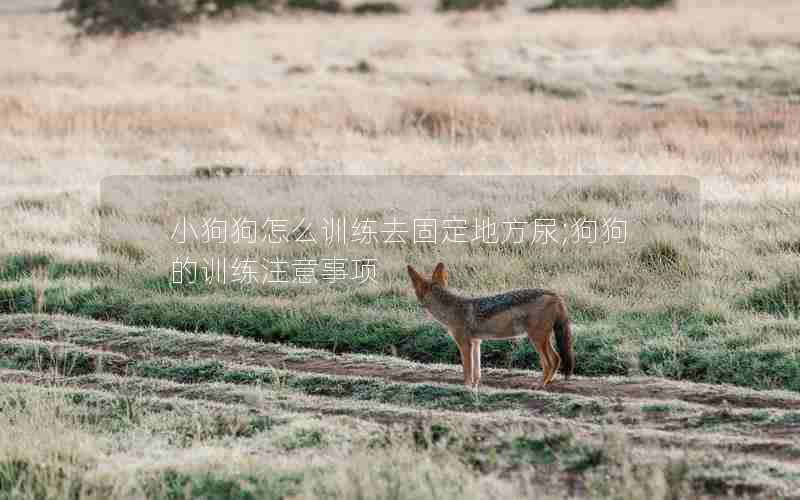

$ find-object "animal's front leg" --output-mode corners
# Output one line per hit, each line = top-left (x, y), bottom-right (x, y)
(458, 341), (473, 388)
(471, 340), (481, 389)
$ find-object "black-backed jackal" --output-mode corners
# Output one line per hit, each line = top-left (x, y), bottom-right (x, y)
(407, 262), (575, 389)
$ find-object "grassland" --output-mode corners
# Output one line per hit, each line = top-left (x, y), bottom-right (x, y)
(2, 0), (800, 498)
(3, 314), (800, 499)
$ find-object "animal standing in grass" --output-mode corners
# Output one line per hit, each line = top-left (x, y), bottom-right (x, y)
(407, 262), (575, 389)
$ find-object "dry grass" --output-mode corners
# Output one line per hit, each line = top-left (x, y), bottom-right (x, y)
(0, 0), (796, 347)
(1, 1), (799, 188)
(2, 2), (800, 498)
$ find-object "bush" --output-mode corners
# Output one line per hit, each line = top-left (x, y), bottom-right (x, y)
(57, 0), (77, 10)
(399, 99), (496, 139)
(351, 1), (405, 14)
(529, 0), (673, 11)
(192, 164), (247, 178)
(286, 0), (342, 12)
(68, 0), (195, 35)
(437, 0), (506, 12)
(67, 0), (274, 36)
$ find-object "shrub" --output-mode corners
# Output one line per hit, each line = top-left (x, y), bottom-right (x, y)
(192, 164), (247, 178)
(67, 0), (275, 36)
(347, 60), (374, 73)
(399, 99), (496, 139)
(529, 0), (673, 11)
(286, 0), (342, 12)
(68, 0), (195, 35)
(437, 0), (506, 12)
(351, 1), (405, 14)
(527, 79), (585, 100)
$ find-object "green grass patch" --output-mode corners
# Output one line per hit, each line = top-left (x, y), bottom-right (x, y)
(0, 284), (628, 375)
(146, 469), (305, 500)
(0, 341), (98, 376)
(742, 273), (800, 317)
(0, 460), (87, 500)
(685, 409), (769, 430)
(555, 397), (608, 418)
(0, 285), (35, 314)
(470, 432), (606, 474)
(276, 428), (326, 451)
(4, 271), (800, 394)
(641, 403), (672, 413)
(639, 345), (800, 392)
(0, 254), (112, 281)
(772, 412), (800, 425)
(0, 254), (50, 280)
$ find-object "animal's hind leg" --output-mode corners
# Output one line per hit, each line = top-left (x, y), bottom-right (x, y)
(528, 316), (556, 389)
(530, 337), (551, 390)
(544, 331), (561, 385)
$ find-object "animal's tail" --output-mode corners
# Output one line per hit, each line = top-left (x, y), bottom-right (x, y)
(553, 300), (575, 379)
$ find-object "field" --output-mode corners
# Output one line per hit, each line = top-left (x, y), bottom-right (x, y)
(2, 0), (800, 498)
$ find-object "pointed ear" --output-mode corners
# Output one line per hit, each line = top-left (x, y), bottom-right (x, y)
(407, 265), (429, 300)
(407, 265), (423, 286)
(431, 262), (448, 287)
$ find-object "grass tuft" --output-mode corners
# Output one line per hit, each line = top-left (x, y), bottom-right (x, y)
(743, 273), (800, 317)
(638, 240), (691, 274)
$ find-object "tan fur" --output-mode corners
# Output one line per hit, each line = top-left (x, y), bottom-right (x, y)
(407, 262), (575, 390)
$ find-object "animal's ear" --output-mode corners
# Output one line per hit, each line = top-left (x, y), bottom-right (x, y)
(407, 265), (429, 300)
(432, 262), (448, 287)
(407, 265), (423, 286)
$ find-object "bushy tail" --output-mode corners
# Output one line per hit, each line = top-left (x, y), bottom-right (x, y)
(553, 303), (575, 379)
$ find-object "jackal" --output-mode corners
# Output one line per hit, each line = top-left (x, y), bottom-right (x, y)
(407, 262), (575, 389)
